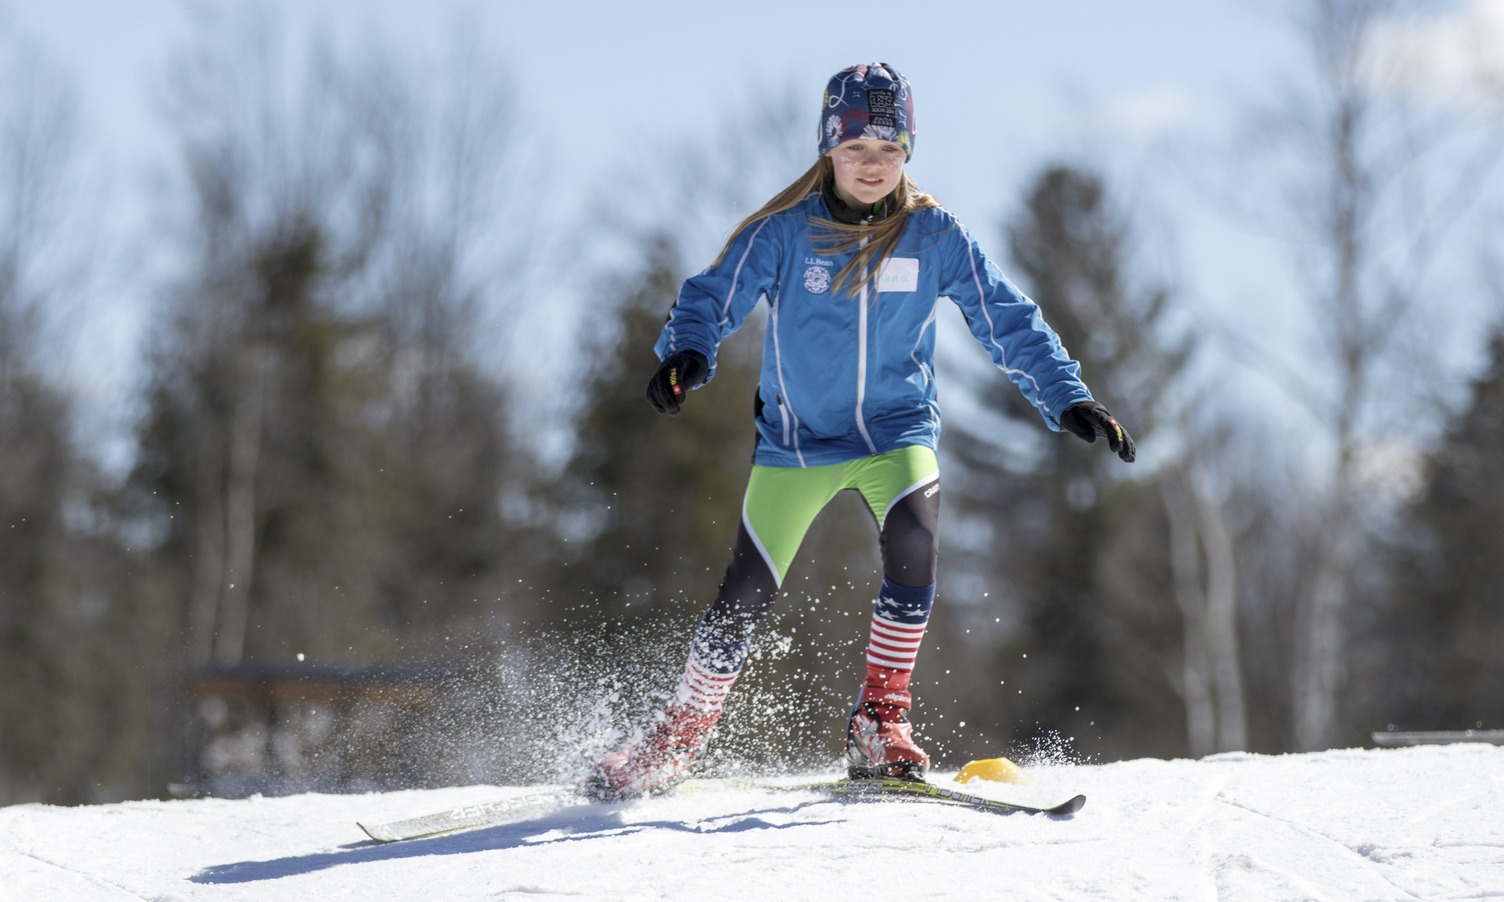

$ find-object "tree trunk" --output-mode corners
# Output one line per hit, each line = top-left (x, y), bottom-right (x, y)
(1163, 470), (1215, 757)
(1163, 462), (1247, 755)
(1193, 463), (1246, 751)
(212, 342), (267, 666)
(1292, 508), (1357, 751)
(187, 420), (227, 666)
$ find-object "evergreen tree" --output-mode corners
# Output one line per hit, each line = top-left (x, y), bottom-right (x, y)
(942, 165), (1196, 762)
(122, 12), (535, 793)
(0, 27), (151, 804)
(1375, 324), (1504, 730)
(551, 231), (763, 623)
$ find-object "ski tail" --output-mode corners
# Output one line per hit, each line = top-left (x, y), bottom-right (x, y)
(358, 788), (574, 843)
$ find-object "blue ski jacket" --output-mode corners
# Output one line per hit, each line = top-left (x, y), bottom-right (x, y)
(655, 193), (1095, 468)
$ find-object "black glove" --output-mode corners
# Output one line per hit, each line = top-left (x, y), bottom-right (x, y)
(645, 350), (709, 415)
(1059, 401), (1136, 463)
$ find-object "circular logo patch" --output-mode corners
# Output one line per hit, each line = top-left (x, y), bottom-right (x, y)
(803, 265), (831, 294)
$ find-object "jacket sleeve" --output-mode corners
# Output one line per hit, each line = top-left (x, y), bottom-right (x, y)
(937, 218), (1093, 430)
(653, 215), (782, 383)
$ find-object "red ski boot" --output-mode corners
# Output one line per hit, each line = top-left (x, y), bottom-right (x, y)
(586, 703), (721, 801)
(844, 667), (929, 781)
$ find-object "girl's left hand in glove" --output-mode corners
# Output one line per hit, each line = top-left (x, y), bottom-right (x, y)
(1060, 402), (1136, 463)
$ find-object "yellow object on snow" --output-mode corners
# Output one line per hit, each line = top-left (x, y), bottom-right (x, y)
(956, 757), (1027, 784)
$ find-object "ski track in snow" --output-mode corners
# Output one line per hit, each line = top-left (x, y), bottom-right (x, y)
(2, 744), (1502, 901)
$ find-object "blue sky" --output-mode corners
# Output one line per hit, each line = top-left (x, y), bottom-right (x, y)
(8, 0), (1298, 220)
(6, 0), (1502, 470)
(3, 1), (1290, 359)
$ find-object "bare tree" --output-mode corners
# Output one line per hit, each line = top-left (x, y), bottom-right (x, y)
(1159, 451), (1245, 754)
(1253, 0), (1503, 750)
(0, 28), (84, 363)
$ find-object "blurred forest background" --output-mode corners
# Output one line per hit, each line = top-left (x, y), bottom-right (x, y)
(3, 0), (1503, 805)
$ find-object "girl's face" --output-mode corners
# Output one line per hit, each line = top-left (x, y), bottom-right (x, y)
(827, 139), (906, 207)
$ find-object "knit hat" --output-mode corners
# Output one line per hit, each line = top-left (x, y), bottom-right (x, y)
(819, 63), (915, 160)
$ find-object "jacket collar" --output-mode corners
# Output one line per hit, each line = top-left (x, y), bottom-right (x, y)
(822, 182), (897, 225)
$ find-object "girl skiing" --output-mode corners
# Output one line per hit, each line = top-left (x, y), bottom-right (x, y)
(588, 63), (1134, 800)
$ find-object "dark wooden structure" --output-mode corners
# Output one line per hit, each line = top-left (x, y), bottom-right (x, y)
(183, 661), (452, 797)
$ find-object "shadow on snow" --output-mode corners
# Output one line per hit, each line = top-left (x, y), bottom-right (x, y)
(189, 799), (841, 885)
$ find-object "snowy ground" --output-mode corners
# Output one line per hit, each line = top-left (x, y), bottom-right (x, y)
(2, 743), (1501, 901)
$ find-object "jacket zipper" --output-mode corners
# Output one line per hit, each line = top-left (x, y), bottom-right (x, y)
(855, 237), (878, 455)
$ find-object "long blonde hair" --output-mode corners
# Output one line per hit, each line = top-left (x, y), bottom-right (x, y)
(712, 156), (941, 298)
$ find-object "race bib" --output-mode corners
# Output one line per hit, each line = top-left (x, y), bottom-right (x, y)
(877, 257), (919, 293)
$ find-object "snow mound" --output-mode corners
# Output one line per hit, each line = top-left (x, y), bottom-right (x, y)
(2, 744), (1500, 901)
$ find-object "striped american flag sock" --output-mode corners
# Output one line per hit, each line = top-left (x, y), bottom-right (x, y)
(671, 615), (746, 715)
(861, 578), (935, 707)
(671, 657), (738, 716)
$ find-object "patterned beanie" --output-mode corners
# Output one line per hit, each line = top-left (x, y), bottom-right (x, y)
(819, 63), (915, 160)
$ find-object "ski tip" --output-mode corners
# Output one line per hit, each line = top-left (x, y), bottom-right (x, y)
(357, 822), (399, 843)
(1049, 794), (1087, 816)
